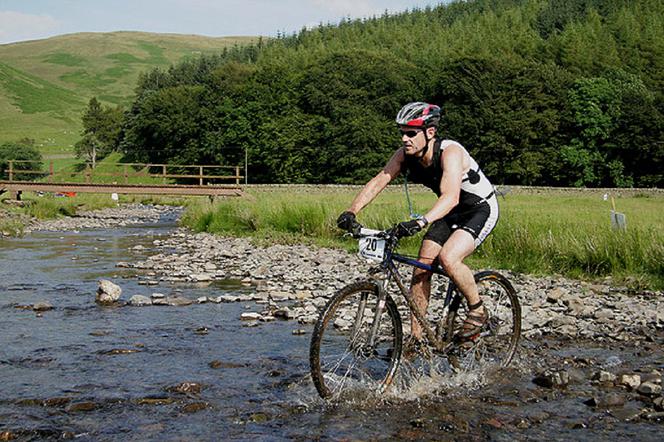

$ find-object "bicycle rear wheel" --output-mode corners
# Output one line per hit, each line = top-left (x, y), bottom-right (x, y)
(309, 280), (403, 399)
(445, 271), (521, 369)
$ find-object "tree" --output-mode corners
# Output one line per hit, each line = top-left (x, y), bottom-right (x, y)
(75, 97), (123, 168)
(0, 139), (42, 181)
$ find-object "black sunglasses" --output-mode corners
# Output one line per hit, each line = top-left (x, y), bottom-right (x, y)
(399, 129), (421, 138)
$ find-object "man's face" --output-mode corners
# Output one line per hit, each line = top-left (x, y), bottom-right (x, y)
(399, 126), (427, 156)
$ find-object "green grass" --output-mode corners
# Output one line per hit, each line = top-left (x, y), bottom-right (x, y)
(0, 62), (82, 114)
(0, 32), (260, 151)
(181, 188), (664, 289)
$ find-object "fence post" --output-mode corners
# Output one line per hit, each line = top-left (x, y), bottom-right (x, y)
(236, 166), (240, 186)
(124, 165), (128, 184)
(49, 161), (54, 183)
(199, 166), (204, 186)
(162, 165), (167, 184)
(85, 163), (91, 184)
(8, 160), (13, 181)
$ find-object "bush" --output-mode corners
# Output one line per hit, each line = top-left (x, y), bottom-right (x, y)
(0, 139), (43, 181)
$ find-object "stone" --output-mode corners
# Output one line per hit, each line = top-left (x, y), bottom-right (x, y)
(533, 370), (569, 388)
(292, 329), (307, 335)
(181, 402), (209, 413)
(240, 312), (262, 321)
(151, 293), (165, 299)
(66, 401), (98, 412)
(592, 371), (616, 383)
(618, 374), (641, 390)
(546, 288), (566, 303)
(585, 393), (626, 408)
(128, 295), (150, 306)
(637, 382), (662, 395)
(166, 296), (193, 307)
(167, 382), (202, 395)
(594, 309), (614, 320)
(565, 298), (585, 315)
(274, 308), (294, 320)
(191, 273), (212, 282)
(32, 302), (53, 312)
(196, 296), (208, 303)
(96, 279), (122, 304)
(654, 397), (664, 411)
(294, 290), (313, 300)
(269, 291), (292, 301)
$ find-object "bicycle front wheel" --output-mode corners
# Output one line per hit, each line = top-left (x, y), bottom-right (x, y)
(309, 280), (403, 399)
(445, 270), (521, 368)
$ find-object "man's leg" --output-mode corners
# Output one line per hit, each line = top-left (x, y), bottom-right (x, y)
(438, 229), (480, 307)
(410, 239), (442, 339)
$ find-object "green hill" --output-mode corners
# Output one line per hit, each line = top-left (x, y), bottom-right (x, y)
(0, 32), (257, 155)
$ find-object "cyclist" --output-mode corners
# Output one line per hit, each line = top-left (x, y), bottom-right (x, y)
(336, 102), (499, 353)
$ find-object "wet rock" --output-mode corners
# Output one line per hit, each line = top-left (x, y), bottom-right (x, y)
(640, 371), (662, 384)
(166, 382), (202, 395)
(196, 296), (208, 303)
(274, 307), (294, 320)
(249, 412), (270, 423)
(208, 360), (244, 369)
(643, 411), (664, 421)
(618, 374), (641, 390)
(0, 431), (15, 441)
(32, 302), (53, 312)
(637, 381), (662, 395)
(532, 371), (569, 388)
(43, 397), (72, 407)
(151, 293), (165, 299)
(98, 348), (140, 355)
(96, 279), (121, 304)
(165, 296), (193, 307)
(240, 312), (262, 321)
(591, 370), (616, 383)
(66, 401), (98, 412)
(136, 396), (177, 405)
(181, 402), (209, 413)
(654, 396), (664, 411)
(292, 329), (307, 335)
(128, 295), (152, 306)
(585, 393), (626, 408)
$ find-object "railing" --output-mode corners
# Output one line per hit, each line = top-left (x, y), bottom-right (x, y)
(2, 160), (243, 186)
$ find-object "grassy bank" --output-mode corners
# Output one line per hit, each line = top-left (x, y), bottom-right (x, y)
(181, 188), (664, 290)
(0, 192), (192, 236)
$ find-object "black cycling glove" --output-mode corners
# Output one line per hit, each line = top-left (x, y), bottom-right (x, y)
(337, 211), (360, 233)
(395, 218), (427, 238)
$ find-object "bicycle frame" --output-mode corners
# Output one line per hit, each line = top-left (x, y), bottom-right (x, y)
(366, 233), (459, 353)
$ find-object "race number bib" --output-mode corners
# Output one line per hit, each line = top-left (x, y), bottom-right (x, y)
(358, 236), (385, 262)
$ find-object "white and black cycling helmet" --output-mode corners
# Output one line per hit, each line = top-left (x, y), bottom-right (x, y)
(395, 102), (441, 128)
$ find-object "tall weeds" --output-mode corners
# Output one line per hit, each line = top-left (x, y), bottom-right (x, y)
(182, 189), (664, 289)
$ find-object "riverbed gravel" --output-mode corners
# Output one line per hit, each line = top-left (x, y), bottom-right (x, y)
(13, 203), (664, 431)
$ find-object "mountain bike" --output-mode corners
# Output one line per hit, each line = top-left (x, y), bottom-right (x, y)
(309, 226), (521, 399)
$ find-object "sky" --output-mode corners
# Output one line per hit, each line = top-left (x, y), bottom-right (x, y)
(0, 0), (448, 44)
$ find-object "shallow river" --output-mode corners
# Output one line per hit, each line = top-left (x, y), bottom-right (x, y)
(1, 214), (662, 441)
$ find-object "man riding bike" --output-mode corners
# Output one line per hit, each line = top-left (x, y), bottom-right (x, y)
(336, 102), (499, 354)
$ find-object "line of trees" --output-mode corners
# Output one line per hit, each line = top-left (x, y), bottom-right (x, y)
(111, 0), (662, 187)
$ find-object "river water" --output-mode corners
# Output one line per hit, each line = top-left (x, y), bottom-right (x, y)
(1, 214), (662, 441)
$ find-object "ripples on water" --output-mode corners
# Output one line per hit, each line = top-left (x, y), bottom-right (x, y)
(1, 216), (662, 440)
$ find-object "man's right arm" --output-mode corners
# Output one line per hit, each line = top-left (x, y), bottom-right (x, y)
(347, 148), (404, 214)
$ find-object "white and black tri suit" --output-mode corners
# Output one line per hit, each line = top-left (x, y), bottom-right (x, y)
(401, 138), (499, 247)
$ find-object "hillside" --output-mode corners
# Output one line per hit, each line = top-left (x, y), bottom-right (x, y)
(0, 32), (258, 154)
(121, 0), (664, 187)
